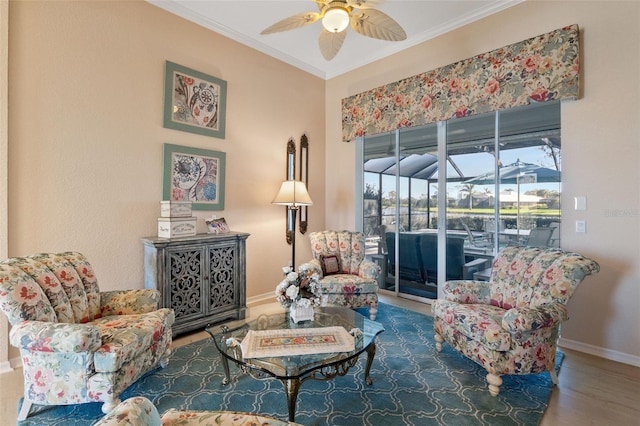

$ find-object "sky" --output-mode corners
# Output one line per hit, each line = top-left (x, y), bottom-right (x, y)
(365, 145), (561, 199)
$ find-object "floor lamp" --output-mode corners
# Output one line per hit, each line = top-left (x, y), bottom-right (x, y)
(272, 180), (313, 268)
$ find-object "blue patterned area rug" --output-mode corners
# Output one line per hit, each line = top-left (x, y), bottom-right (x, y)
(18, 303), (563, 425)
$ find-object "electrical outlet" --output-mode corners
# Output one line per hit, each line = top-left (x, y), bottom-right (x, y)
(575, 220), (586, 233)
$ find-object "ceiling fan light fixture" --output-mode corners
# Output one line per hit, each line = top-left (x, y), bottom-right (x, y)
(322, 7), (350, 33)
(261, 0), (407, 61)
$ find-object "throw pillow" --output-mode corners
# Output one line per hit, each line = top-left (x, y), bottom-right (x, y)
(320, 254), (341, 276)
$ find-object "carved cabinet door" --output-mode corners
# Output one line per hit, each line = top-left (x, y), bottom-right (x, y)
(207, 241), (239, 311)
(166, 245), (207, 320)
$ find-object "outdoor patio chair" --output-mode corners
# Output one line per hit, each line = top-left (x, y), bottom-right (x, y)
(548, 222), (560, 247)
(386, 232), (424, 282)
(525, 227), (554, 247)
(462, 222), (493, 251)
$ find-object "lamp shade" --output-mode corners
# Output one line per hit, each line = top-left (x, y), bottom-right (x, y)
(272, 180), (313, 207)
(322, 7), (350, 33)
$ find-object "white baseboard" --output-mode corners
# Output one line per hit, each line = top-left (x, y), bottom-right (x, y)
(246, 292), (274, 306)
(0, 360), (12, 374)
(0, 356), (20, 374)
(558, 337), (640, 367)
(10, 356), (21, 369)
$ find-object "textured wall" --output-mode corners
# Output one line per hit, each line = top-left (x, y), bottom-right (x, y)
(0, 0), (9, 371)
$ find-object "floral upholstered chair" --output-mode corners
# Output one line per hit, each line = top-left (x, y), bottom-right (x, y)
(432, 246), (599, 396)
(0, 252), (175, 420)
(300, 231), (380, 320)
(94, 396), (303, 425)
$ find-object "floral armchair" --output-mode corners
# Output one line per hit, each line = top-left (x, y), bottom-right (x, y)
(432, 246), (599, 396)
(93, 396), (300, 426)
(300, 231), (380, 320)
(0, 252), (175, 420)
(94, 396), (303, 425)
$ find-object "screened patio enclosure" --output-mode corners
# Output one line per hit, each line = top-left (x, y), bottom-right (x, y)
(359, 101), (562, 302)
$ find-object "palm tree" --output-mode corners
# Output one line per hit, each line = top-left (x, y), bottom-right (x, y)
(484, 188), (494, 208)
(460, 183), (476, 209)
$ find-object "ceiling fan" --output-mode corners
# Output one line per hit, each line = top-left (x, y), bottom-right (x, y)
(260, 0), (407, 61)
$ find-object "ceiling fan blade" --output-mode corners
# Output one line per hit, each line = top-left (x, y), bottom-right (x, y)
(319, 29), (347, 61)
(350, 9), (407, 41)
(261, 12), (321, 35)
(347, 0), (386, 9)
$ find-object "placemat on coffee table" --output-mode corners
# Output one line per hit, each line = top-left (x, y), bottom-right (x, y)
(240, 326), (354, 358)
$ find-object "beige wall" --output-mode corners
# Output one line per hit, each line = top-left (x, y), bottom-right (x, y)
(4, 1), (325, 361)
(326, 1), (640, 363)
(0, 0), (9, 373)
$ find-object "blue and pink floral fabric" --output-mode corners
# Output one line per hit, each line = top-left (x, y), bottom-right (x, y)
(303, 231), (381, 319)
(341, 25), (579, 142)
(0, 252), (175, 412)
(94, 396), (303, 426)
(433, 246), (599, 378)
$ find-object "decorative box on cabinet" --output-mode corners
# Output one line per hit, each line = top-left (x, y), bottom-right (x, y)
(142, 232), (249, 336)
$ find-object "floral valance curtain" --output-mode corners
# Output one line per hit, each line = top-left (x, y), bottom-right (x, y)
(341, 25), (579, 142)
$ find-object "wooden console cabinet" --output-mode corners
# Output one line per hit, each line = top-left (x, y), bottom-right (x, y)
(142, 232), (249, 336)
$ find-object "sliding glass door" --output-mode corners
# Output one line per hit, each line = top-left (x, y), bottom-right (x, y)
(360, 101), (561, 302)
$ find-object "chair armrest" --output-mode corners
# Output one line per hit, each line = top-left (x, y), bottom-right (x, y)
(94, 396), (161, 426)
(100, 289), (161, 316)
(441, 280), (492, 304)
(9, 320), (102, 352)
(358, 259), (380, 280)
(462, 258), (490, 279)
(502, 303), (569, 332)
(299, 260), (323, 277)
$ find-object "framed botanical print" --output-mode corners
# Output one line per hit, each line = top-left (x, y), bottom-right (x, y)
(163, 143), (225, 210)
(163, 61), (227, 139)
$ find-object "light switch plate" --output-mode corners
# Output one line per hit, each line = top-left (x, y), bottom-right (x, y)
(575, 196), (586, 210)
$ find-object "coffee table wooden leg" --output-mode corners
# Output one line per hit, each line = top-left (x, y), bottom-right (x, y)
(365, 342), (376, 385)
(282, 378), (302, 422)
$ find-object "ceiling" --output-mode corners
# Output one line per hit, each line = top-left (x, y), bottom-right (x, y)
(147, 0), (523, 80)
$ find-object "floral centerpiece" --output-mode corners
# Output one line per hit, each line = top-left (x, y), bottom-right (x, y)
(275, 265), (321, 322)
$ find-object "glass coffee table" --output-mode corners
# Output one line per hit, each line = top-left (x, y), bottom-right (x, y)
(205, 306), (384, 422)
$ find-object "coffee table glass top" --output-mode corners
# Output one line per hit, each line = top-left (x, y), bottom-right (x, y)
(206, 306), (384, 379)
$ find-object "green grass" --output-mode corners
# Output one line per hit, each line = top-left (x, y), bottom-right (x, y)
(386, 205), (561, 216)
(447, 207), (560, 216)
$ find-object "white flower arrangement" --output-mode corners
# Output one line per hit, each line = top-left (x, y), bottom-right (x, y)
(275, 265), (321, 309)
